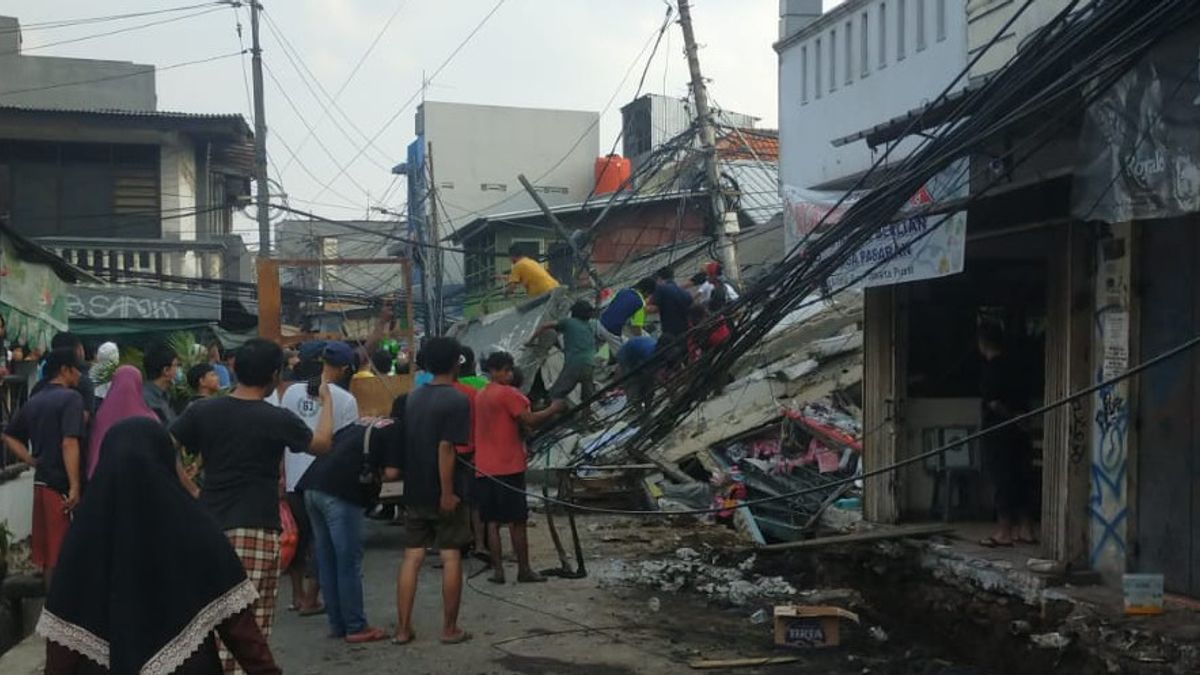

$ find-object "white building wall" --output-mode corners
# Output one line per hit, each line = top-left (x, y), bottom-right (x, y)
(0, 16), (156, 111)
(160, 135), (199, 276)
(967, 0), (1085, 81)
(417, 101), (599, 285)
(777, 0), (969, 190)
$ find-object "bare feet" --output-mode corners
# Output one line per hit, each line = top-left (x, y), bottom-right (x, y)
(517, 570), (547, 583)
(440, 629), (471, 644)
(391, 630), (415, 645)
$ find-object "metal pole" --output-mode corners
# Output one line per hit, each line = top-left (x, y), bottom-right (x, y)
(677, 0), (740, 284)
(250, 1), (271, 255)
(428, 142), (444, 334)
(517, 174), (603, 291)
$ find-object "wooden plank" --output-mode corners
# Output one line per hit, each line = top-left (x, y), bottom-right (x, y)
(256, 257), (281, 342)
(688, 657), (800, 670)
(757, 523), (953, 552)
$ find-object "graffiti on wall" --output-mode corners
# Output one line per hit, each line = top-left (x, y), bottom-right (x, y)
(1089, 240), (1132, 575)
(1069, 399), (1088, 466)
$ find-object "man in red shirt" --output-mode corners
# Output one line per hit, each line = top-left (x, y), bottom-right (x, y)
(473, 351), (562, 584)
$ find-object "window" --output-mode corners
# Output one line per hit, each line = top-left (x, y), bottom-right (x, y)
(879, 3), (887, 69)
(936, 0), (946, 42)
(898, 0), (907, 60)
(320, 237), (338, 258)
(861, 12), (870, 77)
(815, 38), (822, 98)
(4, 140), (161, 239)
(845, 20), (854, 85)
(917, 0), (926, 51)
(829, 29), (837, 92)
(801, 45), (809, 103)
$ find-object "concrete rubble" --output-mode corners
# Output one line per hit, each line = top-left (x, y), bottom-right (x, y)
(599, 547), (798, 607)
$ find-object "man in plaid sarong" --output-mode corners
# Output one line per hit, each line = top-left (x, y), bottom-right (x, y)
(172, 339), (336, 673)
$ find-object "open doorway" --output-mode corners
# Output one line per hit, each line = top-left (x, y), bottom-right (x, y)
(897, 228), (1051, 543)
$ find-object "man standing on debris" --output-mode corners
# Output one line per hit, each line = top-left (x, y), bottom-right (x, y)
(598, 277), (656, 355)
(617, 335), (658, 415)
(691, 262), (740, 311)
(504, 244), (560, 298)
(475, 351), (563, 585)
(649, 268), (694, 367)
(528, 300), (597, 422)
(976, 322), (1037, 548)
(395, 337), (473, 646)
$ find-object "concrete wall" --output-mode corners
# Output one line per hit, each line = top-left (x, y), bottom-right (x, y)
(0, 17), (156, 111)
(966, 0), (1085, 81)
(417, 101), (599, 285)
(0, 471), (34, 543)
(778, 0), (969, 190)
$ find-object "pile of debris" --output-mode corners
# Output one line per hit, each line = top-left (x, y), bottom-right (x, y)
(601, 547), (798, 607)
(449, 240), (867, 547)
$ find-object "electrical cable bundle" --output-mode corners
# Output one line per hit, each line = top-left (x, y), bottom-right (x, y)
(530, 0), (1200, 468)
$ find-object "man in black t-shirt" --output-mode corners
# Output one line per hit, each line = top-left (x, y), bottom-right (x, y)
(395, 337), (471, 646)
(297, 416), (401, 643)
(170, 338), (332, 666)
(2, 348), (86, 587)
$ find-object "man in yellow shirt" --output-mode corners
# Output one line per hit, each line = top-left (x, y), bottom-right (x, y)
(504, 244), (560, 297)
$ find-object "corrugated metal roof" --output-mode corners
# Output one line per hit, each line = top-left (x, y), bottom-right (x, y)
(0, 105), (252, 136)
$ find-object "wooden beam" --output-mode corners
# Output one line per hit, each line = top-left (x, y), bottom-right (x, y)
(756, 523), (954, 552)
(256, 257), (282, 343)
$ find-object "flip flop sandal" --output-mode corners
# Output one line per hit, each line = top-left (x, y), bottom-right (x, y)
(391, 633), (415, 646)
(440, 631), (472, 645)
(979, 537), (1014, 548)
(298, 605), (326, 616)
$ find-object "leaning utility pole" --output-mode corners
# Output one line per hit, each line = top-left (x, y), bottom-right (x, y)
(250, 1), (271, 254)
(677, 0), (740, 284)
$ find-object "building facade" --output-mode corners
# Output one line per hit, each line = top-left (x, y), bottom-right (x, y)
(779, 0), (1200, 597)
(777, 0), (969, 191)
(0, 16), (156, 111)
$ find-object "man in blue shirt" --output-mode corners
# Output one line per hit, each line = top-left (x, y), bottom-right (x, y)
(650, 268), (693, 369)
(617, 336), (658, 415)
(598, 278), (657, 356)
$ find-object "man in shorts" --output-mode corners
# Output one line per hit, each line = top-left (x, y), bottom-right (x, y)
(528, 300), (597, 422)
(2, 348), (86, 588)
(395, 337), (473, 645)
(474, 351), (563, 584)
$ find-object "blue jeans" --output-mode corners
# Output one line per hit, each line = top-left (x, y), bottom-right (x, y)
(305, 490), (366, 636)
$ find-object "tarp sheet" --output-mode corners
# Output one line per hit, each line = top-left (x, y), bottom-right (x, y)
(1073, 19), (1200, 223)
(0, 232), (69, 350)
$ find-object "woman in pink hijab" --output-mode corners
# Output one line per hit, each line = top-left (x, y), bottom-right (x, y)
(87, 365), (159, 479)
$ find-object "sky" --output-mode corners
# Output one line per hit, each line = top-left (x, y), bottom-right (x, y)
(6, 1), (843, 242)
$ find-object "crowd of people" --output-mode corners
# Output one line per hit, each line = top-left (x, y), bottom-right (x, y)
(0, 256), (738, 674)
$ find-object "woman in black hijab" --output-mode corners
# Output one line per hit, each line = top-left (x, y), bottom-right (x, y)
(37, 417), (281, 674)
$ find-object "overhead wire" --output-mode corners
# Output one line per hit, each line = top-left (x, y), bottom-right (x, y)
(0, 3), (219, 34)
(312, 0), (510, 202)
(270, 0), (407, 175)
(2, 5), (226, 56)
(257, 9), (394, 172)
(0, 51), (246, 99)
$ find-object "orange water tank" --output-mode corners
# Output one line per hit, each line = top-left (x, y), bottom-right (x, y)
(594, 155), (632, 195)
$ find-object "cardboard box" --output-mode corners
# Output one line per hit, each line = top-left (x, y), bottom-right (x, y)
(773, 606), (860, 649)
(1123, 574), (1165, 615)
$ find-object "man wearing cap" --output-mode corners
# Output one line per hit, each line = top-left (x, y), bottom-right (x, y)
(277, 341), (361, 616)
(2, 347), (87, 589)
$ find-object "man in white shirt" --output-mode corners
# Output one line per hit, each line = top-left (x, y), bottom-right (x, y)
(278, 341), (361, 614)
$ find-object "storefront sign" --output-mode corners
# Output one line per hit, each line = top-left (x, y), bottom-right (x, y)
(783, 160), (968, 290)
(65, 285), (221, 321)
(1073, 21), (1200, 222)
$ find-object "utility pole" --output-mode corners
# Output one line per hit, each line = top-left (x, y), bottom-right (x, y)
(677, 0), (739, 284)
(250, 1), (271, 255)
(427, 142), (443, 335)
